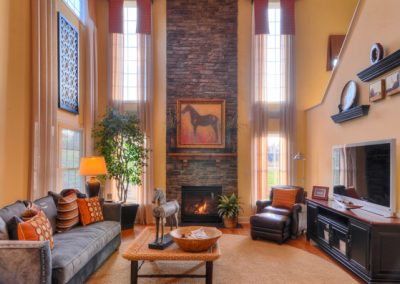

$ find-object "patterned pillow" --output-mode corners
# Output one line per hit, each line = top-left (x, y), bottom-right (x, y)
(271, 188), (298, 210)
(16, 210), (54, 249)
(56, 193), (79, 232)
(77, 197), (104, 226)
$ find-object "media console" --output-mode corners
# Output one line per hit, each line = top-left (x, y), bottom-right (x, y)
(307, 198), (400, 283)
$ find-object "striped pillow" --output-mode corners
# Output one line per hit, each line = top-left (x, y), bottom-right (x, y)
(56, 193), (79, 232)
(271, 189), (298, 210)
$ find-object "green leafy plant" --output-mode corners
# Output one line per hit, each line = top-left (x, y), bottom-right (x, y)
(93, 108), (148, 203)
(218, 193), (242, 218)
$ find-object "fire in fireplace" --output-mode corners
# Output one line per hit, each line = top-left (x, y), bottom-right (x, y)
(181, 186), (222, 224)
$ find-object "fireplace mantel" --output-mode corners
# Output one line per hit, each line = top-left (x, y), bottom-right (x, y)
(168, 152), (237, 167)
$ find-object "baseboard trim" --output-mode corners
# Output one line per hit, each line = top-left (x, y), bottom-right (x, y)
(238, 216), (250, 224)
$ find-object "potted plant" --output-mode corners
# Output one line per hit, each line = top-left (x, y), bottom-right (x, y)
(218, 193), (242, 228)
(93, 109), (148, 229)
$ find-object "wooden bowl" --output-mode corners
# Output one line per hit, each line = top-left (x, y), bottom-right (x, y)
(170, 226), (222, 252)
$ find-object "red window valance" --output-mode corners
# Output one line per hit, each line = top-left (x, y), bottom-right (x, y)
(109, 0), (124, 34)
(137, 0), (152, 34)
(254, 0), (296, 35)
(254, 0), (269, 35)
(281, 0), (295, 35)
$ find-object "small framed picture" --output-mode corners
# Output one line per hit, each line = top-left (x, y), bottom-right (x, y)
(312, 186), (329, 201)
(385, 71), (400, 96)
(369, 79), (385, 102)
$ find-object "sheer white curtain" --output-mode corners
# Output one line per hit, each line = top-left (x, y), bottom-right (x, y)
(136, 34), (154, 224)
(31, 0), (57, 199)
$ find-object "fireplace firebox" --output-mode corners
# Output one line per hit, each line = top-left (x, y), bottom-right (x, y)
(181, 186), (222, 224)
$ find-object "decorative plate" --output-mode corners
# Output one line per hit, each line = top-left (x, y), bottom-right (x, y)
(339, 80), (358, 112)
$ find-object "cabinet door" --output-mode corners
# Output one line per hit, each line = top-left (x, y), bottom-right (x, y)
(349, 221), (370, 273)
(307, 203), (318, 239)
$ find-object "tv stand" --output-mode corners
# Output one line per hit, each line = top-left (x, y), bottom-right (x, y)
(307, 199), (400, 283)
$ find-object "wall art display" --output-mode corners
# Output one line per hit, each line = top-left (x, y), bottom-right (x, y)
(369, 79), (385, 102)
(312, 186), (329, 201)
(177, 99), (225, 148)
(58, 12), (79, 114)
(385, 71), (400, 96)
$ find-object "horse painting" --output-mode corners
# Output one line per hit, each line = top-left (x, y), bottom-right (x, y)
(177, 100), (225, 148)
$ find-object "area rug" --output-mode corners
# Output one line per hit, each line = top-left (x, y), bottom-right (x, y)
(87, 234), (357, 283)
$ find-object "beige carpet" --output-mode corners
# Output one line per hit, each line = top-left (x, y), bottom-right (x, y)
(87, 234), (357, 284)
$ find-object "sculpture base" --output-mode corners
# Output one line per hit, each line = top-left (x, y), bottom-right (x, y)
(148, 234), (174, 250)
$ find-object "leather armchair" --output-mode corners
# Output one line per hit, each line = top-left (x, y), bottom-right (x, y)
(250, 186), (306, 244)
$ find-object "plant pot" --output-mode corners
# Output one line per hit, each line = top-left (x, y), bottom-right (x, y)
(223, 216), (238, 228)
(121, 203), (139, 230)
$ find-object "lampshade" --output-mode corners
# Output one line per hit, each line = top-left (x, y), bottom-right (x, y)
(293, 152), (305, 161)
(79, 156), (108, 176)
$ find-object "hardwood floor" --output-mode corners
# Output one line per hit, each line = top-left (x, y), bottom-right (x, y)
(122, 224), (363, 283)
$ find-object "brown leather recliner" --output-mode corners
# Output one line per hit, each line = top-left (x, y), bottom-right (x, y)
(250, 185), (306, 244)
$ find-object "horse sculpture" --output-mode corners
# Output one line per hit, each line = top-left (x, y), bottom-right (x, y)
(181, 104), (219, 142)
(149, 188), (179, 249)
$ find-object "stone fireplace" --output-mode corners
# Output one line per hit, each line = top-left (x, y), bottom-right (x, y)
(166, 0), (238, 224)
(181, 186), (222, 224)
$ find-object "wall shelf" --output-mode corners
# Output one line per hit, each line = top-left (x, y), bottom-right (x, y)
(357, 49), (400, 82)
(168, 152), (237, 167)
(331, 105), (370, 124)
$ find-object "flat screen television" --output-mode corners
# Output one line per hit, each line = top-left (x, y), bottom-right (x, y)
(332, 139), (396, 217)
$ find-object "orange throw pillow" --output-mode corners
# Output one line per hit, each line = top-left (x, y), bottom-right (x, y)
(17, 210), (54, 249)
(271, 189), (298, 210)
(77, 197), (104, 226)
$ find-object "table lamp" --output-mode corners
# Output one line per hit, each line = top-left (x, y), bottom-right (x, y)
(79, 156), (108, 197)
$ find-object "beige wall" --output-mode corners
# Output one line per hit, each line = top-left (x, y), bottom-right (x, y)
(0, 0), (31, 206)
(306, 0), (400, 212)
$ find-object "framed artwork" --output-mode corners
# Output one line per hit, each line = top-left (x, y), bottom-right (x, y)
(369, 79), (385, 102)
(312, 186), (329, 201)
(58, 12), (79, 114)
(385, 71), (400, 96)
(177, 99), (225, 148)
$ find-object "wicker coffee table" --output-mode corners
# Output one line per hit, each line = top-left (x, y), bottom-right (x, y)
(123, 227), (221, 284)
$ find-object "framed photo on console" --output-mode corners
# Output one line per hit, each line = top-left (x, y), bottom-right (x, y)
(312, 186), (329, 201)
(176, 99), (225, 148)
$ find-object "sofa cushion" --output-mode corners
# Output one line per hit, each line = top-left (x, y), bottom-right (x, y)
(271, 188), (298, 210)
(0, 217), (8, 240)
(0, 201), (27, 238)
(56, 193), (79, 232)
(16, 210), (54, 249)
(34, 196), (58, 233)
(51, 221), (120, 283)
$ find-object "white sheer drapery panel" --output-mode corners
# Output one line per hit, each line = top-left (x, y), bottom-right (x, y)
(83, 0), (98, 157)
(106, 33), (124, 200)
(31, 0), (58, 199)
(279, 35), (295, 186)
(251, 34), (269, 208)
(136, 34), (154, 225)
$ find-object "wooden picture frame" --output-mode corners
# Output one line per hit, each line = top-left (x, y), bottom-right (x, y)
(385, 71), (400, 96)
(58, 12), (79, 114)
(177, 99), (225, 148)
(369, 79), (385, 102)
(312, 186), (329, 201)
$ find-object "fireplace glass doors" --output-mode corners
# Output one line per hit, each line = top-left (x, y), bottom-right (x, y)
(181, 186), (222, 224)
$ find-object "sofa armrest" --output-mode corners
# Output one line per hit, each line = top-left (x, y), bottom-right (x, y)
(102, 202), (121, 222)
(256, 200), (272, 213)
(0, 240), (52, 284)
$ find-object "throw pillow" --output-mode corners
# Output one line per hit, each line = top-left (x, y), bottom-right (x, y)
(271, 188), (298, 210)
(56, 193), (79, 232)
(21, 202), (41, 222)
(33, 196), (58, 233)
(16, 210), (54, 249)
(77, 197), (104, 226)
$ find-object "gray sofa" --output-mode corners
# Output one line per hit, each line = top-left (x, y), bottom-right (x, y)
(0, 195), (121, 284)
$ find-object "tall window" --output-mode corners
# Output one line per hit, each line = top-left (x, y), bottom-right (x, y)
(59, 128), (84, 191)
(261, 3), (288, 198)
(123, 3), (139, 101)
(63, 0), (82, 18)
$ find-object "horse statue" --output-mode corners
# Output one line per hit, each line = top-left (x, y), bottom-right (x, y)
(181, 104), (219, 142)
(149, 188), (179, 249)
